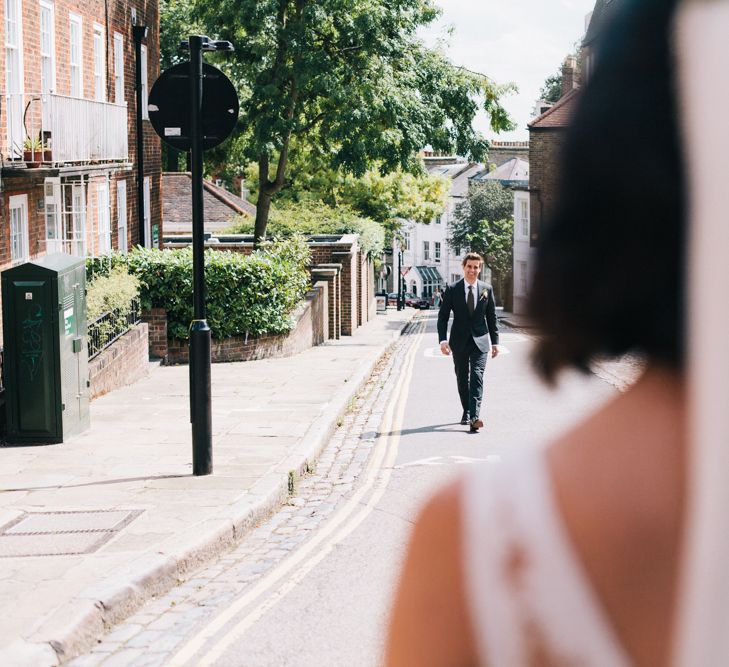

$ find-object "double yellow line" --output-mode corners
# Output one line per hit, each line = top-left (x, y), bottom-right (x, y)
(168, 319), (425, 666)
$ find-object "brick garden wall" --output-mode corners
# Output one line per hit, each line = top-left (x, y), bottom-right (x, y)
(146, 283), (327, 365)
(89, 323), (150, 400)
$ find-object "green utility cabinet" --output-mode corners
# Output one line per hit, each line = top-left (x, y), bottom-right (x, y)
(1, 254), (89, 443)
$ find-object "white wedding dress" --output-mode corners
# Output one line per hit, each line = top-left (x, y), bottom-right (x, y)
(461, 451), (632, 667)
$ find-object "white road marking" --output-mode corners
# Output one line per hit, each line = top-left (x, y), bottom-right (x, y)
(452, 454), (501, 464)
(423, 347), (452, 358)
(394, 456), (444, 468)
(395, 454), (501, 468)
(424, 346), (511, 357)
(499, 332), (530, 343)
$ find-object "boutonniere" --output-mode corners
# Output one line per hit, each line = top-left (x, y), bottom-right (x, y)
(479, 289), (489, 302)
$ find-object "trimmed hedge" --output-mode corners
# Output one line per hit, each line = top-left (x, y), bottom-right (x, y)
(87, 236), (310, 341)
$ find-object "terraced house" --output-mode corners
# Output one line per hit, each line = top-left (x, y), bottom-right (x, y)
(0, 0), (161, 274)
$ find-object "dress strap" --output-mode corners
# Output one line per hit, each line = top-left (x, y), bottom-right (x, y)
(461, 450), (631, 666)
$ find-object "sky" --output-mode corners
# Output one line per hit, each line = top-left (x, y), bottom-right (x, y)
(420, 0), (597, 141)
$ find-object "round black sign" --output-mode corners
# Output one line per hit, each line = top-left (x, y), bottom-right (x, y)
(148, 62), (239, 151)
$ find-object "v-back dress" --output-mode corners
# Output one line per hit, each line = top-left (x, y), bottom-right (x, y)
(461, 449), (632, 666)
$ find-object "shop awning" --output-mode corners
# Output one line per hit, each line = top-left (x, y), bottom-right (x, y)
(416, 266), (443, 284)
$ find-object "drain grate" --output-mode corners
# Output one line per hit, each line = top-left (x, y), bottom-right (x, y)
(0, 509), (144, 557)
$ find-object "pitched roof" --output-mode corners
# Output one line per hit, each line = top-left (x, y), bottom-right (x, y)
(471, 158), (529, 186)
(528, 88), (581, 129)
(583, 0), (622, 47)
(425, 160), (482, 199)
(162, 172), (256, 234)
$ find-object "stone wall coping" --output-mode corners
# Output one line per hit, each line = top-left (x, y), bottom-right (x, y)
(163, 233), (358, 249)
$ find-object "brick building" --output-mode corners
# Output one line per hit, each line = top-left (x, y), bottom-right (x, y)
(0, 0), (161, 272)
(512, 55), (581, 315)
(512, 1), (619, 315)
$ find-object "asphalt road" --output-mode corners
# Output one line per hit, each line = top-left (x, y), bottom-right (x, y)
(72, 312), (618, 667)
(209, 312), (617, 667)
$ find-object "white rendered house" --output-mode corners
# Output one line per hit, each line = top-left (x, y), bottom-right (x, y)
(391, 157), (482, 297)
(512, 186), (536, 314)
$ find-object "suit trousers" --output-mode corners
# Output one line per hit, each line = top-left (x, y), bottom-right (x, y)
(453, 337), (488, 419)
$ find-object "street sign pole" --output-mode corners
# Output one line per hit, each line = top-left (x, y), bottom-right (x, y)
(147, 35), (236, 477)
(188, 35), (212, 476)
(397, 249), (403, 311)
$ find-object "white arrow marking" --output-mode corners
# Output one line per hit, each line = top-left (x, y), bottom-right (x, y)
(394, 456), (445, 469)
(424, 346), (511, 357)
(451, 455), (501, 464)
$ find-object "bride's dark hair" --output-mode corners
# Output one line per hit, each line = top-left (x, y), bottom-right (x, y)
(530, 0), (685, 383)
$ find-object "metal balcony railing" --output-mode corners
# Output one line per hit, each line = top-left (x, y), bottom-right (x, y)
(1, 92), (128, 167)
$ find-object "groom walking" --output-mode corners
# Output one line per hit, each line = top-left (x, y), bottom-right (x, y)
(437, 253), (499, 433)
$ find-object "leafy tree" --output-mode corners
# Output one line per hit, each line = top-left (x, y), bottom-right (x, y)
(238, 144), (449, 240)
(538, 44), (582, 106)
(539, 72), (563, 105)
(448, 181), (514, 302)
(159, 0), (206, 170)
(160, 0), (203, 70)
(226, 200), (386, 257)
(193, 0), (515, 243)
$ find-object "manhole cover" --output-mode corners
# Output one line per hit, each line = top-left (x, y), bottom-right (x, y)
(0, 509), (144, 557)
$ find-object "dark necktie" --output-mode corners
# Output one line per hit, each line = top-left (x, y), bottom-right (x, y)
(467, 285), (475, 315)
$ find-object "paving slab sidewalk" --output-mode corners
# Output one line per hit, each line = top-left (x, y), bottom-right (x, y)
(0, 307), (417, 666)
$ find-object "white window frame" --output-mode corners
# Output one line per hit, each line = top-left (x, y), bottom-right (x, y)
(143, 176), (151, 248)
(69, 13), (83, 98)
(519, 260), (528, 295)
(520, 199), (529, 237)
(39, 0), (56, 95)
(403, 231), (410, 251)
(9, 194), (29, 264)
(5, 0), (24, 155)
(117, 179), (128, 252)
(435, 214), (441, 225)
(70, 184), (86, 257)
(44, 177), (62, 253)
(97, 181), (111, 254)
(423, 240), (430, 261)
(435, 241), (441, 263)
(93, 23), (105, 102)
(113, 32), (124, 104)
(140, 44), (149, 119)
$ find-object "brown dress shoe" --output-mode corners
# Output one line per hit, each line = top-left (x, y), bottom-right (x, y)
(470, 418), (484, 432)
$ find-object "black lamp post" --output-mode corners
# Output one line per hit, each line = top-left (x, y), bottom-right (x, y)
(397, 248), (403, 311)
(181, 35), (234, 476)
(133, 24), (149, 248)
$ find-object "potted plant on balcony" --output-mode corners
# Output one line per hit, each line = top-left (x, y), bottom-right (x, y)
(23, 136), (43, 168)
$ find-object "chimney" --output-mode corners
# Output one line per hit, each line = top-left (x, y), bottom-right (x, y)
(561, 56), (578, 97)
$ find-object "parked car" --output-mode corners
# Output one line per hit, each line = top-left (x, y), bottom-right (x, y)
(387, 292), (399, 306)
(405, 294), (430, 309)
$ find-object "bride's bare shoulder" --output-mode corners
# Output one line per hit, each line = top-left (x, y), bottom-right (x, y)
(546, 366), (686, 666)
(547, 365), (685, 524)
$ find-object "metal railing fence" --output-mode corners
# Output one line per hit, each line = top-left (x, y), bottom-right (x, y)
(87, 297), (141, 360)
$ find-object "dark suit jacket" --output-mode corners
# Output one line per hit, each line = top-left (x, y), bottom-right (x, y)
(437, 279), (499, 354)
